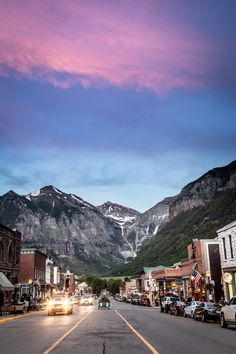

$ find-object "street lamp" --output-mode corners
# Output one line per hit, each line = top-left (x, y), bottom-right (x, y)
(28, 278), (32, 295)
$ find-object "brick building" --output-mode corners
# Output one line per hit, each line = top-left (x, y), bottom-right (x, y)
(181, 239), (222, 302)
(151, 239), (222, 303)
(19, 248), (47, 299)
(0, 224), (21, 305)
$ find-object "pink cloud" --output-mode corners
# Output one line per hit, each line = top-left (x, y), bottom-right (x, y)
(0, 0), (209, 93)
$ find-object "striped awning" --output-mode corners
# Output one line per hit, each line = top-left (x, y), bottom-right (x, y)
(0, 272), (14, 291)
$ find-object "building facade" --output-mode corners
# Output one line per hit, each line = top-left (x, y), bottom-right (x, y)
(19, 248), (47, 299)
(0, 224), (21, 305)
(181, 239), (222, 302)
(217, 220), (236, 302)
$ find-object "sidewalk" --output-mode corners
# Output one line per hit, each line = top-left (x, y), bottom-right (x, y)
(0, 310), (46, 324)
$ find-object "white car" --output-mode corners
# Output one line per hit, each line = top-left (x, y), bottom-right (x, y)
(184, 301), (201, 319)
(220, 296), (236, 328)
(80, 294), (94, 306)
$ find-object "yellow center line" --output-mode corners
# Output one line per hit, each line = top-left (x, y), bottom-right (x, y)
(115, 310), (159, 354)
(43, 312), (91, 354)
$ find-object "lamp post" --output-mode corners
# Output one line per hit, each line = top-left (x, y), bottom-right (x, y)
(28, 278), (32, 294)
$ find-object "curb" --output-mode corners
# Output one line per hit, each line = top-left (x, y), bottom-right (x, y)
(0, 310), (46, 324)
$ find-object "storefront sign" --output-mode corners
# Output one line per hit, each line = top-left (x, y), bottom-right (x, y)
(223, 272), (232, 283)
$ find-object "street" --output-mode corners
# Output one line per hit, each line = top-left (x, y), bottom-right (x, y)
(0, 299), (235, 354)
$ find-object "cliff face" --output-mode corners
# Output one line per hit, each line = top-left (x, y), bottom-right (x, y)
(169, 161), (236, 219)
(98, 199), (173, 257)
(124, 197), (174, 253)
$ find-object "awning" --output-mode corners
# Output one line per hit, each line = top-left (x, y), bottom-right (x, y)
(0, 272), (14, 291)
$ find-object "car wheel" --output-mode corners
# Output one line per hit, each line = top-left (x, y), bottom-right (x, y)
(220, 313), (227, 328)
(201, 312), (206, 322)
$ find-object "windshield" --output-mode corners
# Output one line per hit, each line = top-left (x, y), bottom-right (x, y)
(52, 296), (66, 302)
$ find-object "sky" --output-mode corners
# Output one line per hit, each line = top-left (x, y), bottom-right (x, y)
(0, 0), (236, 212)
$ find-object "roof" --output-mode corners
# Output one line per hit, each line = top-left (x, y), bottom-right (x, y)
(0, 272), (14, 291)
(217, 220), (236, 233)
(21, 248), (47, 258)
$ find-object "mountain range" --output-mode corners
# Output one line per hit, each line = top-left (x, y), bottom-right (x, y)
(0, 160), (236, 275)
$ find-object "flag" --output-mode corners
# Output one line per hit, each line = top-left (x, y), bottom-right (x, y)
(193, 270), (201, 285)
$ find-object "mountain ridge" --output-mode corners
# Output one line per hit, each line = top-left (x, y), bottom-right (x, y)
(0, 160), (236, 275)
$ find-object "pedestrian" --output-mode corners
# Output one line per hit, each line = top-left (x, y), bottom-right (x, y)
(219, 297), (225, 307)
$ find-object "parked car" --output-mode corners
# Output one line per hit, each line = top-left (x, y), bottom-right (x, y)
(169, 301), (185, 316)
(161, 296), (180, 313)
(131, 297), (141, 305)
(47, 296), (73, 316)
(194, 302), (221, 322)
(114, 295), (121, 301)
(220, 296), (236, 328)
(184, 301), (202, 318)
(139, 297), (150, 306)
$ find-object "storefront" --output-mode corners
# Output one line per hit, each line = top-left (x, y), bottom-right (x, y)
(0, 272), (15, 306)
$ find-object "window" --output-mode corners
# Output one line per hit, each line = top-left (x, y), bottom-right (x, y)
(8, 243), (13, 263)
(229, 235), (234, 259)
(0, 240), (3, 261)
(222, 237), (227, 259)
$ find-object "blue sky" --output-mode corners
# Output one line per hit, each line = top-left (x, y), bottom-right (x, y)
(0, 1), (236, 212)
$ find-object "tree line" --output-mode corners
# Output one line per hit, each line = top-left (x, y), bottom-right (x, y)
(81, 276), (130, 296)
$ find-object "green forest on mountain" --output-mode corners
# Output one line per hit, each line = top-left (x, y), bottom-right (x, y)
(114, 188), (236, 275)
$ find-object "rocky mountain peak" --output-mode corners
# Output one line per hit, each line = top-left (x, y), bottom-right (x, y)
(169, 160), (236, 219)
(97, 201), (140, 226)
(2, 190), (19, 198)
(26, 185), (64, 199)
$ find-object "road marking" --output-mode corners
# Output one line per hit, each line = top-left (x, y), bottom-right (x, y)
(115, 310), (159, 354)
(43, 312), (90, 354)
(0, 310), (46, 325)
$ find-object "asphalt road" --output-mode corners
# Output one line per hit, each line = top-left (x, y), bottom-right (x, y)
(0, 299), (235, 354)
